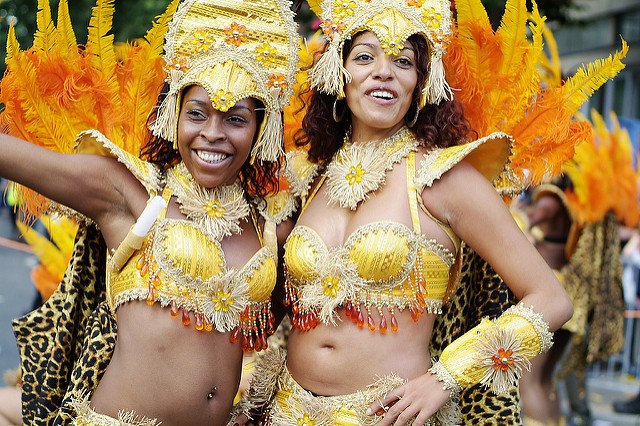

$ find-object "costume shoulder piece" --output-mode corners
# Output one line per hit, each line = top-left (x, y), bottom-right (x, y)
(75, 130), (163, 195)
(283, 150), (321, 200)
(257, 191), (298, 226)
(416, 132), (513, 190)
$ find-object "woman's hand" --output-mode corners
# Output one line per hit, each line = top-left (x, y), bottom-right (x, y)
(231, 413), (255, 426)
(367, 373), (451, 425)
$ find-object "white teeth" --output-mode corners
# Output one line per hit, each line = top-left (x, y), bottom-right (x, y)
(197, 150), (228, 163)
(370, 90), (394, 100)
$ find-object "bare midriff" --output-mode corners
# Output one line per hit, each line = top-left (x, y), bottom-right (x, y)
(91, 301), (243, 426)
(287, 307), (435, 396)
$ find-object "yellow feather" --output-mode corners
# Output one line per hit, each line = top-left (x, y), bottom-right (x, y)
(144, 0), (180, 57)
(34, 0), (59, 51)
(540, 22), (561, 87)
(6, 24), (20, 62)
(496, 0), (528, 75)
(56, 0), (78, 50)
(40, 215), (78, 257)
(590, 109), (608, 142)
(16, 221), (69, 277)
(455, 0), (491, 31)
(86, 0), (121, 120)
(119, 0), (178, 154)
(507, 8), (543, 130)
(562, 39), (628, 113)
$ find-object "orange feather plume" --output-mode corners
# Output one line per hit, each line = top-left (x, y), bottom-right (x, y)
(0, 0), (179, 220)
(445, 0), (628, 187)
(564, 110), (639, 227)
(283, 31), (326, 153)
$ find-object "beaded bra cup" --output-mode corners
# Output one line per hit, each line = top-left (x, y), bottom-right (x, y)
(284, 221), (455, 332)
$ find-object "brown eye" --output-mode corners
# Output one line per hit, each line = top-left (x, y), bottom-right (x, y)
(186, 109), (207, 120)
(395, 57), (413, 68)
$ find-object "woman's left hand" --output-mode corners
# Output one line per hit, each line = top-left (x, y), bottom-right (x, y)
(367, 372), (451, 426)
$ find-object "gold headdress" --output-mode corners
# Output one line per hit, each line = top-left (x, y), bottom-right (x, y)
(150, 0), (299, 162)
(307, 0), (453, 105)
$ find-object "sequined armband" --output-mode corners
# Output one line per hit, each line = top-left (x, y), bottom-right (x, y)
(429, 304), (553, 395)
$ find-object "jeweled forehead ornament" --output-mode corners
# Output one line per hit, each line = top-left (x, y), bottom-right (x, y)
(150, 0), (299, 162)
(307, 0), (453, 107)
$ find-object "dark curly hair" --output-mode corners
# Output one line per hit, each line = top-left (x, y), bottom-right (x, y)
(295, 33), (473, 165)
(141, 82), (281, 200)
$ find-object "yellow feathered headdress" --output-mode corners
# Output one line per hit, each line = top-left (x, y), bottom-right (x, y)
(149, 0), (300, 162)
(306, 0), (453, 105)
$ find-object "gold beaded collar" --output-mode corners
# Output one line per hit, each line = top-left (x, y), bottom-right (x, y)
(165, 162), (250, 240)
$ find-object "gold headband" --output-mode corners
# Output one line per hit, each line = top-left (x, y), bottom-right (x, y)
(307, 0), (453, 106)
(150, 0), (299, 162)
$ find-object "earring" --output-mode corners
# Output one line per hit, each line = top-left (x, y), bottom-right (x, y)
(406, 102), (420, 128)
(333, 98), (346, 123)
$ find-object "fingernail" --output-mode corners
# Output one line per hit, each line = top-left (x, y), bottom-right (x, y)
(366, 408), (372, 415)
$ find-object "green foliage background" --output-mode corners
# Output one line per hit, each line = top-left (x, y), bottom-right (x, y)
(0, 0), (577, 72)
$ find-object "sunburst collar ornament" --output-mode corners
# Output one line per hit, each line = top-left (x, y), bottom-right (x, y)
(166, 162), (251, 241)
(325, 127), (419, 210)
(477, 325), (532, 394)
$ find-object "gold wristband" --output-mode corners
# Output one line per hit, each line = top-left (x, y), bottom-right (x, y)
(430, 304), (553, 394)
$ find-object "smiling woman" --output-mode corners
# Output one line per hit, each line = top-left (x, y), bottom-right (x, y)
(240, 0), (573, 424)
(0, 0), (299, 424)
(177, 88), (260, 189)
(342, 33), (418, 140)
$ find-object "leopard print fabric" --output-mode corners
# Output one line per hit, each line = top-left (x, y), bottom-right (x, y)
(561, 214), (625, 375)
(12, 224), (115, 425)
(432, 243), (521, 425)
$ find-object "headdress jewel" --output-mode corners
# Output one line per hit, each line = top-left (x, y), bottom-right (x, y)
(307, 0), (453, 106)
(150, 0), (299, 162)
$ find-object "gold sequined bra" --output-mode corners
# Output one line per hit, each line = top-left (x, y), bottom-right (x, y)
(107, 186), (277, 351)
(283, 152), (460, 334)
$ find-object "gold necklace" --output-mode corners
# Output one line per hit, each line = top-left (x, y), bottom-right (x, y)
(325, 127), (419, 210)
(166, 162), (250, 241)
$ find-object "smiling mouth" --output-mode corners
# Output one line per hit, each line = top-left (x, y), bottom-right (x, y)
(196, 150), (229, 164)
(369, 90), (396, 100)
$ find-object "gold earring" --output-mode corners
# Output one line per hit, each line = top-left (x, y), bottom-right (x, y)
(333, 98), (346, 122)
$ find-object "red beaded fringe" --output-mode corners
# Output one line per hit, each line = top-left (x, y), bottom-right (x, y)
(284, 256), (433, 334)
(284, 283), (429, 334)
(229, 302), (275, 352)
